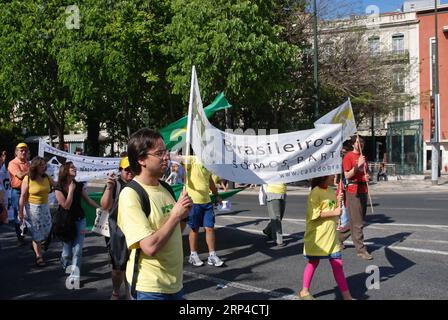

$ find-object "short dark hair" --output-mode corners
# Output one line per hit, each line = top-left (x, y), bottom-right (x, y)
(127, 128), (163, 175)
(347, 135), (363, 150)
(310, 176), (329, 190)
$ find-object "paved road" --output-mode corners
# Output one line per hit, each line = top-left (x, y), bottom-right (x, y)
(0, 187), (447, 300)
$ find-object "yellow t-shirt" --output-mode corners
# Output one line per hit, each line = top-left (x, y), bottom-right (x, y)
(117, 180), (182, 294)
(23, 175), (51, 205)
(303, 186), (341, 257)
(266, 183), (287, 194)
(211, 174), (220, 186)
(185, 156), (212, 204)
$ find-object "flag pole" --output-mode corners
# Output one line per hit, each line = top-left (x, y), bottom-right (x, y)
(184, 66), (196, 192)
(356, 132), (374, 214)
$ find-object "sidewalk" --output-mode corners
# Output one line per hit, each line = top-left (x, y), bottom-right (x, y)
(87, 176), (448, 195)
(236, 176), (448, 195)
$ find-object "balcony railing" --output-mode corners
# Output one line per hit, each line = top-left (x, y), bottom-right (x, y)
(380, 49), (410, 63)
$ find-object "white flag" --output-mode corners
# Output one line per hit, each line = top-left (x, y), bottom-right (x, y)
(185, 67), (343, 184)
(314, 99), (357, 142)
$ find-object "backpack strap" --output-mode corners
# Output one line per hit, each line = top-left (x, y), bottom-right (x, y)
(125, 179), (176, 298)
(125, 180), (151, 299)
(113, 178), (123, 203)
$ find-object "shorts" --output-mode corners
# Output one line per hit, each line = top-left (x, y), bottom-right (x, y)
(188, 203), (215, 230)
(104, 236), (126, 271)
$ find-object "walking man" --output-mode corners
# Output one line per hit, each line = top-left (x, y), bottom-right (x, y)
(100, 156), (134, 300)
(7, 143), (30, 245)
(339, 135), (373, 260)
(262, 183), (287, 247)
(184, 156), (224, 267)
(118, 128), (192, 300)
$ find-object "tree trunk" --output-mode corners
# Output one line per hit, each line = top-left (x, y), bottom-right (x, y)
(86, 115), (100, 156)
(124, 100), (131, 138)
(55, 124), (65, 151)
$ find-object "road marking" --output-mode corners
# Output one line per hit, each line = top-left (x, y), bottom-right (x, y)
(184, 270), (298, 300)
(218, 214), (448, 230)
(345, 241), (448, 256)
(375, 207), (442, 211)
(215, 224), (448, 256)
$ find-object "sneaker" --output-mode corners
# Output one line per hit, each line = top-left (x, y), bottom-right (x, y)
(207, 255), (224, 267)
(276, 242), (286, 247)
(188, 254), (204, 267)
(357, 251), (373, 260)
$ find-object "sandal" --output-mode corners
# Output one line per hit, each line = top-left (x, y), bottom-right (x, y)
(36, 256), (46, 267)
(110, 292), (120, 300)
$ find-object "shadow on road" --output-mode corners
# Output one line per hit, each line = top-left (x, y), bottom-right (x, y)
(314, 232), (415, 300)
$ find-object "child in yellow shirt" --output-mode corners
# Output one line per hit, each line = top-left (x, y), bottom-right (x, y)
(298, 174), (353, 300)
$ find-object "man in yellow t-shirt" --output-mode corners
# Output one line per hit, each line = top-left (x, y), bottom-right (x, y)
(262, 183), (287, 247)
(117, 129), (192, 300)
(184, 156), (223, 267)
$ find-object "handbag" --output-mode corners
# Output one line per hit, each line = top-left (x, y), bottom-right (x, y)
(92, 208), (110, 237)
(52, 206), (77, 242)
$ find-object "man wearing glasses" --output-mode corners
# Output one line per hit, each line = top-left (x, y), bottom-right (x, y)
(117, 128), (193, 300)
(101, 156), (134, 300)
(7, 143), (30, 245)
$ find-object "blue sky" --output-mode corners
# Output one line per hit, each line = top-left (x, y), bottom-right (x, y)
(362, 0), (448, 13)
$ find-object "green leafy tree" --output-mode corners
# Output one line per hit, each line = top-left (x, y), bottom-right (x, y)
(163, 0), (302, 131)
(0, 0), (78, 149)
(53, 0), (175, 155)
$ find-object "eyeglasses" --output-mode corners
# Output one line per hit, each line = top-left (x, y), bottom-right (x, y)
(146, 149), (169, 159)
(123, 167), (132, 173)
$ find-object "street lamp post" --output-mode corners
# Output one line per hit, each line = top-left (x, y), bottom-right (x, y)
(431, 0), (440, 185)
(312, 0), (320, 119)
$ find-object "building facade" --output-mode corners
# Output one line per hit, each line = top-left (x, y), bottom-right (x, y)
(321, 1), (448, 175)
(417, 5), (448, 173)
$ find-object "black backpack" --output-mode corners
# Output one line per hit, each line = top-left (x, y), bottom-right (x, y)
(108, 179), (176, 297)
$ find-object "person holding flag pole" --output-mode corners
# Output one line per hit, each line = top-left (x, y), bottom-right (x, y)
(339, 135), (373, 260)
(183, 66), (224, 268)
(314, 99), (373, 260)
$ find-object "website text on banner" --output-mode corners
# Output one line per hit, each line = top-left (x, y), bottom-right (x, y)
(185, 67), (344, 185)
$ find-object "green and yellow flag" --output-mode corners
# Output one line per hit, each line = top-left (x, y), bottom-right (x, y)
(160, 92), (231, 151)
(314, 99), (357, 142)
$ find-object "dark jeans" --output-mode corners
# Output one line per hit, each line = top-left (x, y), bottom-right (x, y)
(11, 188), (23, 240)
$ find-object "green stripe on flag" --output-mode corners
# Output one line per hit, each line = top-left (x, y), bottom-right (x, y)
(160, 92), (231, 150)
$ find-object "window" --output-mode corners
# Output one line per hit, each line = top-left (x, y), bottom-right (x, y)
(392, 34), (404, 54)
(393, 71), (405, 93)
(322, 41), (334, 57)
(368, 36), (380, 55)
(394, 107), (405, 122)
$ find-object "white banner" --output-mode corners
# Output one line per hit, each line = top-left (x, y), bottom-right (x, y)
(38, 140), (120, 182)
(186, 67), (343, 184)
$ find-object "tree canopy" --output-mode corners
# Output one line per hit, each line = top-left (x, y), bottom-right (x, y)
(0, 0), (412, 155)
